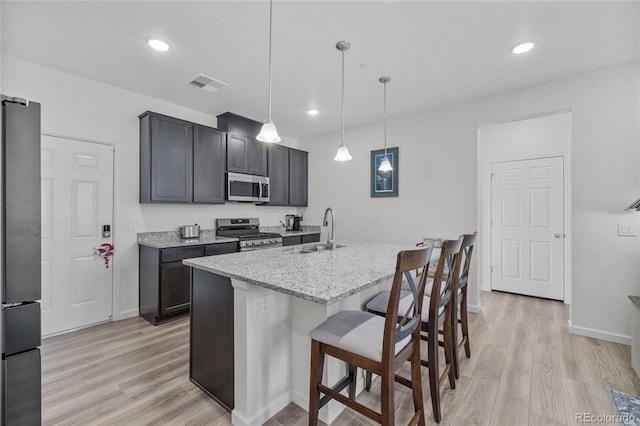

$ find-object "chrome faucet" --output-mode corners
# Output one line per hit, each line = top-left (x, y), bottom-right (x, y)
(323, 207), (336, 250)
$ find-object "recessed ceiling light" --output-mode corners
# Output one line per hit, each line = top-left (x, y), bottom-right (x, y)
(512, 41), (535, 55)
(146, 37), (171, 52)
(307, 109), (319, 116)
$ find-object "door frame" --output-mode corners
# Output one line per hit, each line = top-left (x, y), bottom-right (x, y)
(41, 130), (122, 321)
(481, 153), (572, 304)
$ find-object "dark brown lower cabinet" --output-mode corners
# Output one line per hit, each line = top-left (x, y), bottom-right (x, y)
(139, 242), (238, 325)
(159, 262), (191, 316)
(282, 233), (321, 246)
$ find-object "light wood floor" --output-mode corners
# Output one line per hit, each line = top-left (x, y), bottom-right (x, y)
(42, 291), (639, 425)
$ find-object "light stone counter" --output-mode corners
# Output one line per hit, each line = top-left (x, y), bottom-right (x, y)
(184, 241), (413, 305)
(137, 229), (238, 248)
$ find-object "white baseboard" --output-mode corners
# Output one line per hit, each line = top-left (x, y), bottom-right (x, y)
(117, 308), (139, 320)
(568, 320), (631, 346)
(468, 304), (481, 314)
(231, 391), (291, 426)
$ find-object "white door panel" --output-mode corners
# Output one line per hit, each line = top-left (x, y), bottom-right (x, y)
(41, 135), (114, 336)
(491, 157), (564, 300)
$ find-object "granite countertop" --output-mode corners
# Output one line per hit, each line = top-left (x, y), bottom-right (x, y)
(630, 295), (640, 310)
(184, 241), (420, 305)
(137, 230), (238, 249)
(260, 225), (322, 237)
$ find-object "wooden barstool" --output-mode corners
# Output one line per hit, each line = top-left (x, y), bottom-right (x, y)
(364, 238), (464, 423)
(451, 232), (477, 379)
(308, 246), (433, 426)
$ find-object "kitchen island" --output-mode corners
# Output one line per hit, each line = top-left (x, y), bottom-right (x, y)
(184, 241), (416, 426)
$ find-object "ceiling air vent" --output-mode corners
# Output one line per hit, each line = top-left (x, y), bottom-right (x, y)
(188, 74), (229, 93)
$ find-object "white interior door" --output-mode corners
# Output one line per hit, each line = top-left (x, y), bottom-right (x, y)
(41, 135), (114, 336)
(491, 156), (564, 300)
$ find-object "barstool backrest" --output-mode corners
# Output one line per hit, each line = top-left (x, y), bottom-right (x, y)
(458, 233), (477, 290)
(428, 238), (463, 319)
(382, 246), (433, 359)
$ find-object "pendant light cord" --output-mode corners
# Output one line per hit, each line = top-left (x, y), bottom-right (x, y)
(267, 0), (273, 121)
(383, 80), (387, 156)
(341, 47), (345, 148)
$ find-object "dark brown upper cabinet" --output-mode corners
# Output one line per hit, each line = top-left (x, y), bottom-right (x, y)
(140, 111), (226, 204)
(289, 148), (308, 207)
(217, 112), (268, 176)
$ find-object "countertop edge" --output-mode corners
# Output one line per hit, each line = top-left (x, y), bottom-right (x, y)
(183, 257), (394, 305)
(138, 237), (239, 249)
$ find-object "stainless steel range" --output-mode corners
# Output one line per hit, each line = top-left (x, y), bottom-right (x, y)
(216, 218), (282, 252)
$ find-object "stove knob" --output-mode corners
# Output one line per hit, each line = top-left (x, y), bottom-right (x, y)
(248, 241), (254, 246)
(262, 239), (269, 244)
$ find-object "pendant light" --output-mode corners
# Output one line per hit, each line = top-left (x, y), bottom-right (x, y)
(256, 0), (281, 143)
(334, 41), (352, 161)
(378, 76), (393, 173)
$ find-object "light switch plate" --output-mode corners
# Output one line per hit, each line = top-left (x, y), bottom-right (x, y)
(618, 223), (638, 237)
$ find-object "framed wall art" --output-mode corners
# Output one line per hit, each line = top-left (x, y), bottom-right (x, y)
(370, 147), (398, 197)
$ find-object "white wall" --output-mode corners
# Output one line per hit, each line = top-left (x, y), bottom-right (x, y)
(299, 62), (640, 342)
(1, 55), (304, 318)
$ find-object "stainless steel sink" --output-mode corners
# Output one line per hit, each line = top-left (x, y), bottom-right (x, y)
(290, 244), (345, 254)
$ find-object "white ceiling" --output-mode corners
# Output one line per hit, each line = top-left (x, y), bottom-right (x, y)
(2, 1), (639, 140)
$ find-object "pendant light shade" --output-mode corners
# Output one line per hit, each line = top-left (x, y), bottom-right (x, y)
(334, 40), (352, 162)
(256, 0), (281, 143)
(334, 145), (352, 161)
(378, 76), (392, 173)
(257, 119), (280, 143)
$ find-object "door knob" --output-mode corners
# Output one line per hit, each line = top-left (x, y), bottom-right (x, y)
(554, 233), (561, 238)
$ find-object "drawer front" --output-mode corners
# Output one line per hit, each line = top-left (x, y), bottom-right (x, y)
(205, 242), (239, 256)
(301, 234), (320, 244)
(3, 348), (41, 425)
(2, 302), (41, 356)
(282, 235), (302, 246)
(161, 246), (204, 263)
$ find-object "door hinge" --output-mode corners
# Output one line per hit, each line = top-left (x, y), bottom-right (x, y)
(489, 265), (494, 272)
(490, 173), (496, 179)
(110, 145), (116, 152)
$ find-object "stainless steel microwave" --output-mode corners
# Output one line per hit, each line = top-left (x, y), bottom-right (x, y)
(226, 172), (270, 203)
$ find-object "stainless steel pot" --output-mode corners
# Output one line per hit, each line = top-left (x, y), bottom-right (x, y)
(180, 224), (200, 239)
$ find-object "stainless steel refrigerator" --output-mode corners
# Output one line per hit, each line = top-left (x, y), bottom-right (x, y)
(1, 95), (42, 425)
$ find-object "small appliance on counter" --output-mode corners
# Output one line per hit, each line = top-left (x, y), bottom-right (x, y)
(180, 224), (201, 239)
(293, 214), (303, 231)
(284, 214), (295, 231)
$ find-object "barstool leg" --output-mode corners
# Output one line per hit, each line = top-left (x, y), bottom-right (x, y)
(380, 363), (395, 425)
(427, 331), (441, 423)
(308, 340), (325, 426)
(461, 294), (471, 358)
(443, 316), (456, 390)
(410, 345), (426, 426)
(365, 371), (372, 391)
(348, 364), (357, 399)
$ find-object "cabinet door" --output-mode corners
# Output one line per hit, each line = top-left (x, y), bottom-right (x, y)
(267, 144), (289, 205)
(149, 114), (193, 202)
(289, 149), (308, 206)
(194, 125), (226, 203)
(160, 261), (191, 315)
(226, 134), (247, 173)
(247, 139), (268, 176)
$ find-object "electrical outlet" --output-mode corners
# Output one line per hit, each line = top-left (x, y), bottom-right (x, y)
(255, 295), (269, 316)
(126, 222), (135, 231)
(618, 223), (638, 237)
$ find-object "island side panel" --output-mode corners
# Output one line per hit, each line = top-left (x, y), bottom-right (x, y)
(190, 269), (234, 411)
(232, 279), (293, 426)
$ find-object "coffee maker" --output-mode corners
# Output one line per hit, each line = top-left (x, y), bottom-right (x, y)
(284, 214), (303, 231)
(284, 215), (295, 231)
